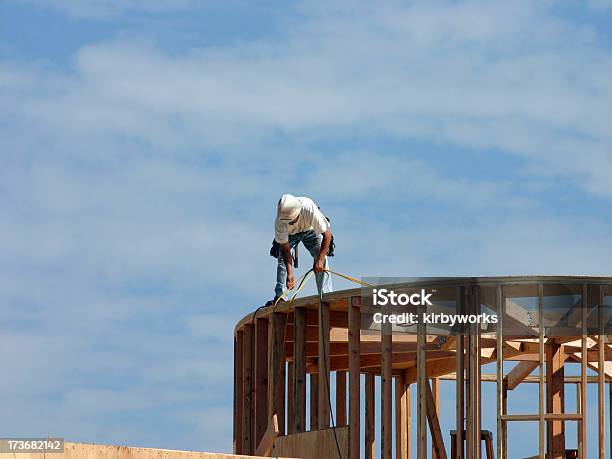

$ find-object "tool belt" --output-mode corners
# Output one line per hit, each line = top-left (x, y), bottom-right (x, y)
(269, 234), (335, 266)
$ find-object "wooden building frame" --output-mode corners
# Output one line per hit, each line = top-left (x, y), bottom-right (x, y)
(233, 276), (612, 459)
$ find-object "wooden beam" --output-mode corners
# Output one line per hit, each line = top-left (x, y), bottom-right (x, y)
(396, 374), (410, 459)
(425, 379), (448, 459)
(580, 284), (588, 459)
(255, 318), (270, 447)
(324, 349), (455, 373)
(505, 361), (539, 390)
(243, 323), (254, 454)
(570, 352), (612, 379)
(292, 307), (306, 433)
(609, 382), (612, 459)
(303, 308), (348, 328)
(538, 283), (545, 459)
(467, 285), (481, 459)
(336, 371), (347, 426)
(318, 301), (331, 429)
(431, 378), (440, 459)
(365, 373), (375, 459)
(577, 381), (583, 455)
(476, 289), (482, 459)
(456, 336), (464, 459)
(546, 342), (565, 459)
(417, 302), (427, 459)
(501, 414), (582, 421)
(441, 373), (600, 384)
(254, 414), (279, 457)
(598, 286), (606, 459)
(382, 321), (393, 459)
(268, 313), (287, 438)
(496, 284), (504, 459)
(285, 341), (432, 361)
(279, 353), (286, 435)
(234, 330), (244, 454)
(348, 296), (361, 459)
(456, 286), (465, 459)
(502, 380), (508, 459)
(287, 361), (294, 435)
(309, 372), (318, 430)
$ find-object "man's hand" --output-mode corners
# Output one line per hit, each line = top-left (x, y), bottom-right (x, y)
(281, 242), (295, 289)
(313, 257), (325, 273)
(287, 270), (295, 290)
(313, 229), (332, 273)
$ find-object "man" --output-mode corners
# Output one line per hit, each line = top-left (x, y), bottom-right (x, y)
(269, 194), (333, 304)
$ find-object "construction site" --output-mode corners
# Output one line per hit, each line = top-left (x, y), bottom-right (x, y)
(232, 276), (612, 459)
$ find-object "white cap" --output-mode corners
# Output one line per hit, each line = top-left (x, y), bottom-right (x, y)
(277, 194), (301, 222)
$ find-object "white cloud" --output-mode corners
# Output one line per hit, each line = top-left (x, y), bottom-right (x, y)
(4, 1), (612, 195)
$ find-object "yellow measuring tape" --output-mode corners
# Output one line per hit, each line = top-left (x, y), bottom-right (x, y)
(324, 269), (373, 288)
(272, 268), (374, 308)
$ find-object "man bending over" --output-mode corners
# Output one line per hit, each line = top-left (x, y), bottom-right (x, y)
(268, 194), (333, 305)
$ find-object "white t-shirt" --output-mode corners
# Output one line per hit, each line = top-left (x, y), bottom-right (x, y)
(274, 197), (330, 244)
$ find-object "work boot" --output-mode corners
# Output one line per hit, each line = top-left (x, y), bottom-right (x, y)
(265, 296), (285, 307)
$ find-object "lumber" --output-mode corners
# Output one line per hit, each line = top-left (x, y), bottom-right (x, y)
(234, 330), (244, 454)
(243, 323), (254, 454)
(538, 284), (545, 459)
(348, 296), (361, 459)
(546, 342), (565, 459)
(417, 303), (427, 459)
(505, 361), (539, 390)
(496, 284), (505, 459)
(455, 285), (465, 459)
(287, 362), (294, 435)
(365, 373), (375, 459)
(431, 377), (440, 459)
(580, 284), (588, 459)
(336, 371), (347, 426)
(292, 307), (306, 433)
(425, 379), (447, 459)
(381, 321), (393, 459)
(395, 374), (410, 459)
(254, 414), (279, 457)
(598, 286), (606, 459)
(268, 313), (287, 438)
(271, 426), (349, 458)
(309, 373), (318, 430)
(255, 318), (269, 447)
(318, 301), (331, 429)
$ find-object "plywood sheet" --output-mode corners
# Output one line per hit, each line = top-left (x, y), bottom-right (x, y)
(271, 426), (348, 459)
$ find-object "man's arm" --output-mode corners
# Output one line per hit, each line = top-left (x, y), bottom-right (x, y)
(313, 229), (332, 273)
(280, 242), (295, 289)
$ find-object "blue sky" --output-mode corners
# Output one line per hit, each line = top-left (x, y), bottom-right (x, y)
(1, 0), (612, 456)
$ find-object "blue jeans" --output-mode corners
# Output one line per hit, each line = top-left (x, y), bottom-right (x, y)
(275, 230), (333, 298)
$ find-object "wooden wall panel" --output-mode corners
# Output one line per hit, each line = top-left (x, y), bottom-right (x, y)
(271, 426), (349, 459)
